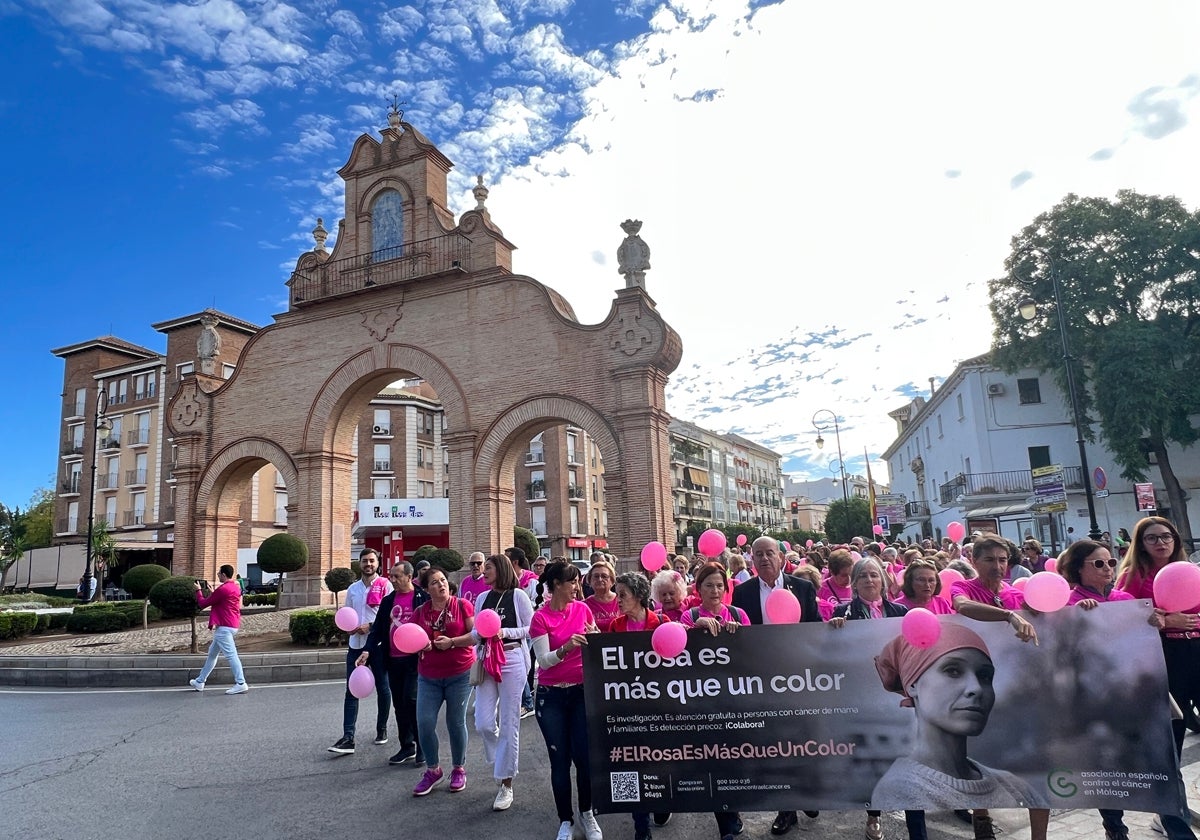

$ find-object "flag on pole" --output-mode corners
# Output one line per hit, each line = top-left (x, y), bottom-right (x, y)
(865, 448), (877, 527)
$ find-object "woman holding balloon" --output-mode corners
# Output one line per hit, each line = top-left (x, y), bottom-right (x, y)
(827, 556), (927, 840)
(470, 553), (533, 812)
(408, 568), (476, 797)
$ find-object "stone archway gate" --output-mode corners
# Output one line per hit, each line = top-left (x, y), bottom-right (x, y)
(166, 119), (682, 605)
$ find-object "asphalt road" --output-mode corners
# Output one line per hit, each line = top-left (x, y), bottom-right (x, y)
(0, 680), (1025, 840)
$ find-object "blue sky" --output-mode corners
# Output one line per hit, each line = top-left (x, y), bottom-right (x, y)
(2, 0), (1199, 510)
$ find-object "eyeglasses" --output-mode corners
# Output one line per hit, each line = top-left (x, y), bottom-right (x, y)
(1144, 533), (1175, 545)
(1088, 558), (1118, 569)
(470, 562), (483, 567)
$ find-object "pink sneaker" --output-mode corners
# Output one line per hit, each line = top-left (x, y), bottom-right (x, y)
(449, 766), (467, 792)
(413, 767), (444, 796)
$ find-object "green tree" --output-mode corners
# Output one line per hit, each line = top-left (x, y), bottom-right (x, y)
(90, 520), (117, 600)
(512, 526), (540, 560)
(0, 503), (27, 590)
(257, 533), (309, 610)
(988, 191), (1200, 541)
(823, 497), (872, 544)
(19, 488), (54, 549)
(122, 563), (171, 630)
(324, 567), (356, 606)
(148, 575), (202, 653)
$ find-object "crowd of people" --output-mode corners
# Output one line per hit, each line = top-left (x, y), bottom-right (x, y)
(304, 517), (1197, 840)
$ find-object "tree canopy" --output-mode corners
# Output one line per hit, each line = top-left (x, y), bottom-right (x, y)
(822, 497), (872, 544)
(988, 190), (1200, 539)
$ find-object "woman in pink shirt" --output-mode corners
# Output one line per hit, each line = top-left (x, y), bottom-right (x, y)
(817, 549), (854, 621)
(681, 562), (749, 634)
(895, 558), (954, 615)
(650, 569), (693, 623)
(583, 557), (620, 632)
(410, 568), (476, 797)
(530, 560), (601, 840)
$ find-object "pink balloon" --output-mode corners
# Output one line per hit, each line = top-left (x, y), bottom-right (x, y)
(475, 608), (501, 638)
(393, 622), (429, 654)
(872, 524), (884, 535)
(334, 606), (359, 633)
(1012, 576), (1029, 590)
(850, 551), (862, 562)
(782, 541), (792, 552)
(641, 541), (668, 572)
(1024, 571), (1071, 612)
(697, 529), (727, 557)
(736, 533), (747, 547)
(651, 621), (687, 658)
(901, 608), (942, 649)
(348, 665), (375, 699)
(765, 588), (801, 624)
(1154, 562), (1200, 613)
(1044, 558), (1058, 574)
(805, 539), (814, 549)
(946, 521), (966, 543)
(939, 568), (965, 592)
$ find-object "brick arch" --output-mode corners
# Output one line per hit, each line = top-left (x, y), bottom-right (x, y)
(302, 344), (470, 452)
(194, 438), (298, 515)
(475, 395), (619, 485)
(359, 176), (415, 213)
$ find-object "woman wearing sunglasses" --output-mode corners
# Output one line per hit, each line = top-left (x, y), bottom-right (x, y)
(1061, 540), (1133, 609)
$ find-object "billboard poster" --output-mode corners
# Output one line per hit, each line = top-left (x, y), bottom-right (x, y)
(1135, 483), (1158, 512)
(584, 602), (1183, 815)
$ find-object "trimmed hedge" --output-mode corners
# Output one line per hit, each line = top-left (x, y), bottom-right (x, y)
(288, 610), (349, 646)
(66, 609), (129, 634)
(0, 611), (39, 640)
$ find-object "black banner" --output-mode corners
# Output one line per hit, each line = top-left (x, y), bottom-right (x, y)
(584, 601), (1184, 814)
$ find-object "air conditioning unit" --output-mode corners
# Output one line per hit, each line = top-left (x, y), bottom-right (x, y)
(986, 383), (1005, 396)
(373, 425), (390, 435)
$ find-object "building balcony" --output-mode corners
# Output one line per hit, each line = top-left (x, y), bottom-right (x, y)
(371, 424), (392, 437)
(99, 437), (121, 451)
(567, 485), (585, 500)
(938, 467), (1084, 506)
(289, 233), (471, 307)
(125, 469), (149, 488)
(122, 510), (146, 527)
(62, 442), (84, 457)
(64, 400), (85, 420)
(905, 500), (932, 521)
(527, 481), (547, 500)
(127, 429), (150, 447)
(60, 477), (81, 495)
(372, 460), (392, 472)
(675, 506), (713, 519)
(526, 451), (545, 465)
(133, 385), (157, 401)
(670, 449), (709, 468)
(56, 518), (82, 536)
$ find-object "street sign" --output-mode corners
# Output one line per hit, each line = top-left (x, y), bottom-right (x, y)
(1031, 464), (1068, 513)
(877, 515), (890, 531)
(1095, 489), (1110, 499)
(875, 493), (907, 527)
(1093, 467), (1107, 491)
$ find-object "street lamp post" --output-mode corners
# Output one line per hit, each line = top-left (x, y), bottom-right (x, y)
(1017, 265), (1103, 541)
(81, 387), (112, 604)
(813, 409), (849, 507)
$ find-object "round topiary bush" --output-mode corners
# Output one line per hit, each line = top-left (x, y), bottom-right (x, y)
(428, 547), (464, 573)
(513, 526), (540, 561)
(324, 567), (355, 595)
(257, 533), (309, 575)
(122, 563), (171, 599)
(412, 544), (438, 566)
(148, 575), (201, 618)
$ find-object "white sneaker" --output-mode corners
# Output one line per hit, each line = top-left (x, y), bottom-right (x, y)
(493, 783), (513, 811)
(188, 678), (205, 692)
(556, 821), (574, 840)
(579, 809), (602, 840)
(225, 683), (249, 695)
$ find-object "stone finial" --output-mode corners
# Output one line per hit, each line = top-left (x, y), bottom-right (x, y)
(617, 219), (651, 289)
(387, 96), (405, 134)
(473, 174), (489, 211)
(197, 312), (221, 376)
(312, 217), (328, 253)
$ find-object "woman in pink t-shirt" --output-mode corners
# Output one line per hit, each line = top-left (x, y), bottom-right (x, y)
(680, 562), (750, 633)
(583, 557), (620, 632)
(894, 557), (953, 615)
(410, 569), (476, 798)
(816, 549), (855, 621)
(530, 560), (601, 840)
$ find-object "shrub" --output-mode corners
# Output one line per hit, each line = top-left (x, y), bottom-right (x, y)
(148, 576), (201, 618)
(513, 526), (540, 561)
(412, 545), (438, 566)
(35, 613), (50, 633)
(65, 609), (128, 634)
(324, 567), (356, 599)
(428, 547), (464, 574)
(0, 612), (40, 639)
(288, 609), (348, 646)
(257, 533), (309, 575)
(122, 564), (171, 599)
(243, 593), (276, 607)
(47, 613), (69, 630)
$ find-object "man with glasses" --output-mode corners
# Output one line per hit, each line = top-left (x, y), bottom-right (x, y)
(328, 548), (393, 755)
(459, 551), (490, 605)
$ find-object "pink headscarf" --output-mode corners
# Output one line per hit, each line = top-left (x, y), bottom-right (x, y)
(875, 621), (991, 707)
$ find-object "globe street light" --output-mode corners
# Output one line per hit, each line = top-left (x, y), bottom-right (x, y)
(813, 409), (849, 507)
(82, 387), (112, 603)
(1017, 264), (1102, 541)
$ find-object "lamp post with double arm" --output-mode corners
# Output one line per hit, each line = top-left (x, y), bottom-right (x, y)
(813, 409), (849, 508)
(1017, 265), (1103, 541)
(81, 387), (112, 603)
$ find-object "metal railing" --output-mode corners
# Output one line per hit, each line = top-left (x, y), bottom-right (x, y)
(939, 467), (1084, 505)
(906, 501), (931, 519)
(373, 460), (392, 472)
(674, 479), (710, 494)
(127, 429), (150, 446)
(125, 469), (148, 486)
(526, 451), (545, 464)
(289, 233), (471, 306)
(60, 477), (81, 494)
(122, 510), (145, 527)
(56, 518), (82, 535)
(567, 485), (585, 500)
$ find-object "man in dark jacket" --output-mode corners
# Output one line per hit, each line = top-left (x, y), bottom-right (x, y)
(730, 536), (821, 836)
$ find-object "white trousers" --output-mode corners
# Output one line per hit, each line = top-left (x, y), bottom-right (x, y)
(474, 647), (528, 782)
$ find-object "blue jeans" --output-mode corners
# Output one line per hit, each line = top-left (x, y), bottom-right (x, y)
(535, 684), (591, 821)
(343, 648), (391, 740)
(197, 626), (244, 685)
(417, 671), (471, 769)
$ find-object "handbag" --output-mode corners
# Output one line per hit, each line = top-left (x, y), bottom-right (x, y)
(469, 649), (485, 686)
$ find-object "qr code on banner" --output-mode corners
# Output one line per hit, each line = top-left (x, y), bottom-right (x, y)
(610, 771), (641, 803)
